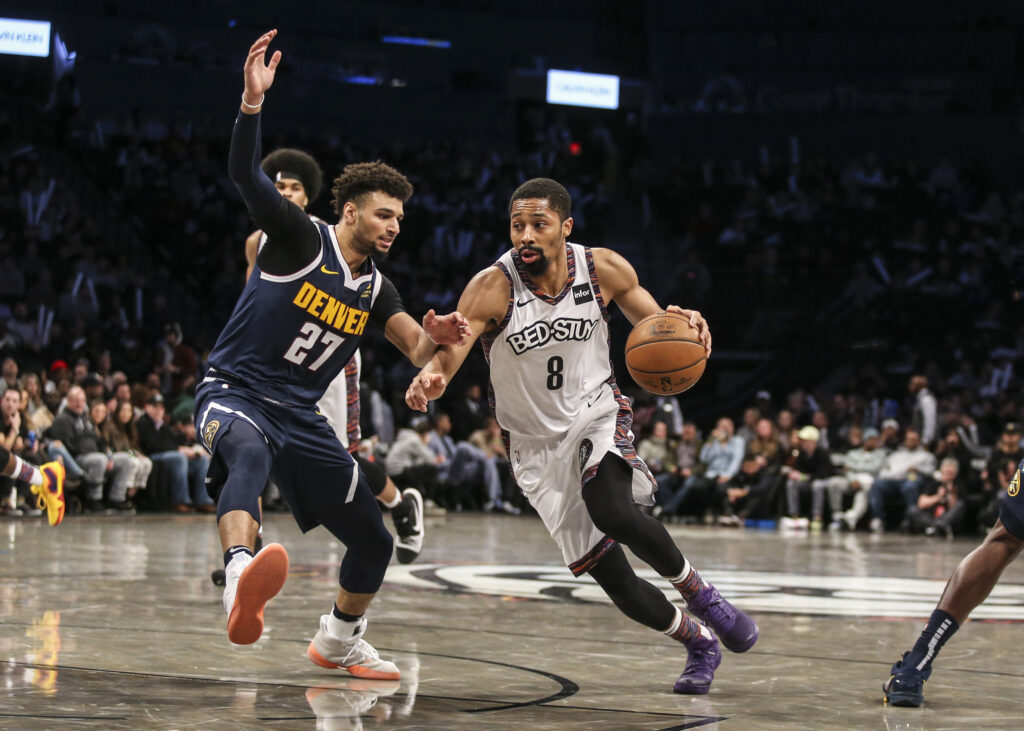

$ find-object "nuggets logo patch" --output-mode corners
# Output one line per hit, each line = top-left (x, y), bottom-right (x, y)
(578, 438), (593, 473)
(202, 419), (221, 449)
(1010, 469), (1021, 498)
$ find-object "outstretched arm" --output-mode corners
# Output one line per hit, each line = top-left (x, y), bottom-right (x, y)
(593, 247), (712, 356)
(406, 267), (510, 410)
(385, 309), (472, 367)
(227, 30), (319, 274)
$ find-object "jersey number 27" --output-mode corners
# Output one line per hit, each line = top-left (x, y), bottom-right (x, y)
(283, 322), (345, 371)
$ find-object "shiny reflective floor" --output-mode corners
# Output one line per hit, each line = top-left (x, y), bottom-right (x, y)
(3, 513), (1024, 729)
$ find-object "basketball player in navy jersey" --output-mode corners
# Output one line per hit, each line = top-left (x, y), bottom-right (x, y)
(197, 30), (468, 677)
(407, 178), (758, 694)
(884, 464), (1024, 706)
(212, 150), (425, 588)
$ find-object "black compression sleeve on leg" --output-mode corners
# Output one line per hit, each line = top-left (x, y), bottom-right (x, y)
(588, 544), (677, 631)
(582, 453), (685, 578)
(354, 453), (388, 497)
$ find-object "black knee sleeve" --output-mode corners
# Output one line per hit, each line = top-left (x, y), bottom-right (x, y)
(319, 475), (394, 593)
(582, 453), (684, 577)
(354, 453), (388, 498)
(589, 545), (675, 631)
(213, 421), (272, 524)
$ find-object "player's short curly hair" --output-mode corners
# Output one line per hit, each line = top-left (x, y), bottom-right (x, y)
(260, 148), (324, 203)
(331, 161), (414, 215)
(509, 178), (572, 221)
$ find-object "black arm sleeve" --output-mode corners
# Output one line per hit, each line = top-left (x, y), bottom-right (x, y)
(228, 110), (320, 275)
(369, 275), (407, 330)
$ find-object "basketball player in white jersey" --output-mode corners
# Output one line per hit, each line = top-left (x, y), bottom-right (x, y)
(406, 178), (758, 694)
(211, 148), (423, 587)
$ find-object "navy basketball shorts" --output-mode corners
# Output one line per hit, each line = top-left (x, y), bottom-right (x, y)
(195, 379), (371, 532)
(998, 459), (1024, 541)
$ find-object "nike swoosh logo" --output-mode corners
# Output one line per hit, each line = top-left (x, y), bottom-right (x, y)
(320, 265), (340, 275)
(516, 298), (535, 307)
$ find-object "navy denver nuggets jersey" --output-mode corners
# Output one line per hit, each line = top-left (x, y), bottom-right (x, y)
(207, 220), (381, 406)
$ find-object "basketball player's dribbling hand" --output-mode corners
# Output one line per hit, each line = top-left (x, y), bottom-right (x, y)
(666, 305), (712, 357)
(422, 310), (472, 346)
(242, 30), (282, 107)
(406, 373), (446, 412)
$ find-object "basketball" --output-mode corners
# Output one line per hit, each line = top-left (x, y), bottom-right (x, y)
(625, 312), (707, 395)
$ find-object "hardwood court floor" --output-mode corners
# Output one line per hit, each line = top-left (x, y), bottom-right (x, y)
(2, 512), (1023, 729)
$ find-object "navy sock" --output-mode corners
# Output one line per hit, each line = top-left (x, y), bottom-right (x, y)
(223, 545), (254, 568)
(904, 609), (959, 673)
(332, 604), (362, 622)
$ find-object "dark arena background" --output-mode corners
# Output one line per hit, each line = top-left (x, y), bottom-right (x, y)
(3, 1), (1024, 728)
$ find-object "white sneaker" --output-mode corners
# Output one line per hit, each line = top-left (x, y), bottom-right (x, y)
(394, 488), (423, 564)
(307, 615), (401, 680)
(870, 517), (884, 534)
(222, 543), (289, 645)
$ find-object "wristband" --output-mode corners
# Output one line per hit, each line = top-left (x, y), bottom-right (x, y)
(241, 93), (264, 110)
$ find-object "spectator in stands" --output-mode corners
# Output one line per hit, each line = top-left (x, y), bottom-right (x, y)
(736, 407), (760, 444)
(978, 423), (1024, 527)
(385, 416), (440, 506)
(428, 410), (509, 512)
(47, 385), (130, 512)
(782, 425), (839, 530)
(136, 392), (214, 513)
(22, 373), (54, 433)
(0, 357), (17, 396)
(661, 417), (743, 519)
(933, 427), (976, 489)
(86, 400), (136, 512)
(448, 382), (488, 443)
(637, 420), (677, 491)
(905, 458), (967, 538)
(868, 428), (936, 532)
(100, 399), (152, 504)
(468, 416), (520, 513)
(833, 427), (887, 531)
(909, 375), (938, 448)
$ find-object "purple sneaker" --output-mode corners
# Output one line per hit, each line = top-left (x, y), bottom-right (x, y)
(673, 633), (721, 695)
(687, 584), (758, 653)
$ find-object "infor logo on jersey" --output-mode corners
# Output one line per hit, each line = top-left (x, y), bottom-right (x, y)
(506, 318), (598, 354)
(572, 283), (594, 305)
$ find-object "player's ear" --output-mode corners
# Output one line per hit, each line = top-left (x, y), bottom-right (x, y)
(342, 201), (358, 223)
(562, 216), (573, 238)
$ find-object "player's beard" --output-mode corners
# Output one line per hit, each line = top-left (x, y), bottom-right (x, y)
(352, 220), (392, 261)
(520, 247), (548, 277)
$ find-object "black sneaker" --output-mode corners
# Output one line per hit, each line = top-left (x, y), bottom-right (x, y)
(84, 499), (113, 515)
(883, 652), (930, 707)
(211, 569), (226, 586)
(394, 488), (424, 564)
(107, 499), (137, 515)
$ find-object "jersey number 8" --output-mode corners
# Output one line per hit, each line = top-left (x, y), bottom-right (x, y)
(547, 355), (564, 391)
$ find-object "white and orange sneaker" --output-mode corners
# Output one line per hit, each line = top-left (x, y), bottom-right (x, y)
(307, 615), (400, 680)
(31, 462), (66, 527)
(223, 542), (289, 645)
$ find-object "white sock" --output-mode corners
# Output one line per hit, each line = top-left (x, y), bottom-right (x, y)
(666, 559), (693, 585)
(11, 456), (43, 487)
(327, 611), (363, 641)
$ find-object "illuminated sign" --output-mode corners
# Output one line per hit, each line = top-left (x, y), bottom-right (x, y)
(0, 17), (50, 57)
(546, 69), (619, 110)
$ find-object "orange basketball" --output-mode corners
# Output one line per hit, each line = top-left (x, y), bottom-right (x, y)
(625, 312), (707, 395)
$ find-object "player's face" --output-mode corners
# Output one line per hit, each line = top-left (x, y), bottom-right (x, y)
(275, 178), (309, 210)
(346, 192), (404, 260)
(510, 198), (572, 277)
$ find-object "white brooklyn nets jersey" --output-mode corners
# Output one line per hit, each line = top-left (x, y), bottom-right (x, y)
(483, 243), (655, 574)
(485, 243), (611, 441)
